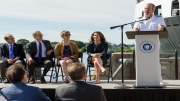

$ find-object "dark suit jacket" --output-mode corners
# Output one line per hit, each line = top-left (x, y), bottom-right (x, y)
(0, 82), (51, 101)
(26, 40), (54, 61)
(0, 43), (25, 62)
(55, 81), (107, 101)
(87, 42), (108, 64)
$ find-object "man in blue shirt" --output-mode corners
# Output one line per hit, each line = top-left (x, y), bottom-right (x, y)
(0, 63), (51, 101)
(0, 34), (25, 83)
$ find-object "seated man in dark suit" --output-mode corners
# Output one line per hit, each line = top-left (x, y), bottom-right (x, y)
(55, 63), (107, 101)
(0, 34), (25, 83)
(0, 63), (51, 101)
(26, 31), (54, 84)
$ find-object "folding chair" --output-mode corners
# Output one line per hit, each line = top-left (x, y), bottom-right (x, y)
(28, 52), (58, 83)
(86, 51), (112, 83)
(56, 52), (83, 82)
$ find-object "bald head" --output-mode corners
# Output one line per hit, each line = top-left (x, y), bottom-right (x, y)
(32, 31), (43, 42)
(4, 34), (15, 44)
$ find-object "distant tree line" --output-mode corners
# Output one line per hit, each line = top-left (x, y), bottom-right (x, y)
(17, 39), (88, 52)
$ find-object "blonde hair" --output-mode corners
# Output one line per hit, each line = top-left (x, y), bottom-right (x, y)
(60, 30), (70, 37)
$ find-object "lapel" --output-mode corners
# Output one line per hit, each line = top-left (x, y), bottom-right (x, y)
(32, 41), (37, 54)
(93, 42), (97, 52)
(5, 43), (9, 57)
(42, 40), (48, 52)
(69, 41), (73, 54)
(13, 43), (17, 57)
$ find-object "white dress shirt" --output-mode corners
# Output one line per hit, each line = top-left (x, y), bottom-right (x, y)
(134, 15), (166, 31)
(35, 41), (46, 57)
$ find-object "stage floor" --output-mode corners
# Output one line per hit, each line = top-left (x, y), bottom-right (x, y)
(1, 80), (180, 101)
(1, 80), (180, 89)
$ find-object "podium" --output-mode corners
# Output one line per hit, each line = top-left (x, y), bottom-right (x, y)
(126, 31), (168, 87)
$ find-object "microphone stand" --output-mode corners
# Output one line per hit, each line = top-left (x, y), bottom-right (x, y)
(110, 18), (149, 89)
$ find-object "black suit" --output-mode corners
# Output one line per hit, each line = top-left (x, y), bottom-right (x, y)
(26, 40), (54, 77)
(55, 81), (107, 101)
(0, 43), (25, 79)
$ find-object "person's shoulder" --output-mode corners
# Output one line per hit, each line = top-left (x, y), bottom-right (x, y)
(102, 42), (108, 45)
(136, 16), (143, 20)
(154, 15), (163, 19)
(43, 40), (50, 43)
(14, 43), (23, 46)
(154, 15), (162, 17)
(70, 41), (77, 45)
(88, 42), (93, 45)
(56, 84), (69, 91)
(1, 85), (12, 92)
(0, 43), (7, 47)
(85, 83), (102, 90)
(56, 41), (63, 46)
(26, 85), (40, 91)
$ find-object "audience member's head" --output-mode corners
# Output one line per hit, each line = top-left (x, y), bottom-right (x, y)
(6, 64), (27, 83)
(67, 63), (86, 81)
(33, 31), (43, 42)
(4, 34), (15, 44)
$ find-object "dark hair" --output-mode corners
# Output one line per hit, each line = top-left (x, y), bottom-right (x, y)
(90, 31), (106, 42)
(67, 63), (86, 80)
(6, 64), (26, 83)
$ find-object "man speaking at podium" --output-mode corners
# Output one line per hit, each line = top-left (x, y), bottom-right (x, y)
(133, 3), (166, 84)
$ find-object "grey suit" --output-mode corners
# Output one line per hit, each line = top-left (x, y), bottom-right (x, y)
(55, 81), (107, 101)
(26, 40), (54, 77)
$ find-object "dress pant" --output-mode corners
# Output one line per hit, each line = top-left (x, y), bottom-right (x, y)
(0, 60), (24, 80)
(28, 57), (52, 79)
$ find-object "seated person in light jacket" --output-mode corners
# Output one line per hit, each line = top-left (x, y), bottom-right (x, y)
(0, 63), (51, 101)
(55, 30), (79, 83)
(87, 31), (108, 84)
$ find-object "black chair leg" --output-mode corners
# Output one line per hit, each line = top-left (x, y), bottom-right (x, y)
(108, 66), (110, 83)
(50, 67), (54, 83)
(86, 66), (88, 81)
(56, 66), (60, 83)
(60, 67), (64, 81)
(89, 66), (91, 81)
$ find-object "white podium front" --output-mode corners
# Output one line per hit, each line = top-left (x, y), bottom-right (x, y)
(126, 31), (168, 87)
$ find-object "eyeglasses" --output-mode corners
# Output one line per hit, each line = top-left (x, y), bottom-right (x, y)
(36, 34), (43, 37)
(64, 34), (71, 36)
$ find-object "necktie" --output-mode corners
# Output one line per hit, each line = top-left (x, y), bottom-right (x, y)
(38, 42), (42, 63)
(9, 45), (13, 59)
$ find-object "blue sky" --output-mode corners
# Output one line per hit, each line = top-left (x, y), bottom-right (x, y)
(0, 0), (136, 44)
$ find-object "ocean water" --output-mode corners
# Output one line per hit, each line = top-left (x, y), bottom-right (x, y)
(44, 53), (94, 81)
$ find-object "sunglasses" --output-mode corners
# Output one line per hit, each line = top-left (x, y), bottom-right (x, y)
(64, 34), (71, 36)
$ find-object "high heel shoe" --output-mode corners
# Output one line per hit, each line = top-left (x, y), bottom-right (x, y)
(102, 69), (107, 75)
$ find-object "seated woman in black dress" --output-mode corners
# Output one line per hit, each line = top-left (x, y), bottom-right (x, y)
(87, 31), (108, 84)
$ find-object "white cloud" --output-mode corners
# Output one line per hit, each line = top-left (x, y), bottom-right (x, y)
(0, 0), (136, 25)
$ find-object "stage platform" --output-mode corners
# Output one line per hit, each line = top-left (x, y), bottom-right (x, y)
(1, 80), (180, 101)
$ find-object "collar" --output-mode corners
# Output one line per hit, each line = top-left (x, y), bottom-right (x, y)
(143, 14), (155, 20)
(7, 43), (14, 46)
(36, 40), (42, 44)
